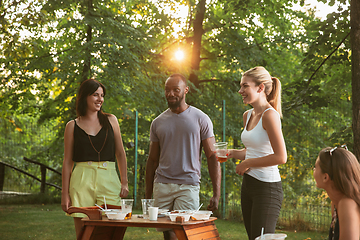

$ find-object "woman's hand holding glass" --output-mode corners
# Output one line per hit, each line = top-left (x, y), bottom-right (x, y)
(214, 142), (229, 163)
(215, 149), (229, 163)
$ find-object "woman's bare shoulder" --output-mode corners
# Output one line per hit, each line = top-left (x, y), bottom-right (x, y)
(65, 119), (75, 128)
(243, 109), (252, 117)
(339, 197), (359, 209)
(263, 108), (279, 118)
(107, 114), (120, 129)
(107, 114), (118, 122)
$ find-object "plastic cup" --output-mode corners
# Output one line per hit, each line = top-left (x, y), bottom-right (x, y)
(255, 233), (287, 240)
(214, 142), (228, 163)
(120, 199), (134, 219)
(148, 207), (159, 221)
(141, 199), (155, 219)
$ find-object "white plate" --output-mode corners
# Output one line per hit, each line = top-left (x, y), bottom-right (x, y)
(158, 209), (169, 214)
(166, 210), (193, 214)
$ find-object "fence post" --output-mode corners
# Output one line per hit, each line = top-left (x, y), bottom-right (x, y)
(134, 111), (138, 207)
(40, 165), (46, 193)
(0, 163), (4, 191)
(221, 100), (226, 219)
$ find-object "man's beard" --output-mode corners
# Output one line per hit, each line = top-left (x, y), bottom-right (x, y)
(167, 94), (184, 109)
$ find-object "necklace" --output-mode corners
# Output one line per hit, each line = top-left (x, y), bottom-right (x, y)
(87, 128), (108, 162)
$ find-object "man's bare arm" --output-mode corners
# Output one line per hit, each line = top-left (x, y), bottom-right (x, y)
(145, 141), (160, 199)
(202, 137), (221, 211)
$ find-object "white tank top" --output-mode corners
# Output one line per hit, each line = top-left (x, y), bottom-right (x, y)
(241, 108), (281, 182)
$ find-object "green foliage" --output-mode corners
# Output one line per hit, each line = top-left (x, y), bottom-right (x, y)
(0, 0), (354, 211)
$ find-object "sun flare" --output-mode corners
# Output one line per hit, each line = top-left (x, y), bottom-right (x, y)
(175, 50), (185, 61)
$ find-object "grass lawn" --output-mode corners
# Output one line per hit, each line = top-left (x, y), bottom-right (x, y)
(0, 204), (328, 239)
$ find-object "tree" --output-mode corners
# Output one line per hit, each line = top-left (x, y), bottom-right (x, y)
(174, 0), (353, 204)
(351, 0), (360, 160)
(0, 0), (172, 198)
(0, 0), (355, 207)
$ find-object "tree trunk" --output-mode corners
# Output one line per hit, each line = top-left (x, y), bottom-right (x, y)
(351, 0), (360, 160)
(189, 0), (206, 88)
(81, 0), (93, 83)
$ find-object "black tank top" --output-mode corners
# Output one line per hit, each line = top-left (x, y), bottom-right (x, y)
(73, 120), (115, 162)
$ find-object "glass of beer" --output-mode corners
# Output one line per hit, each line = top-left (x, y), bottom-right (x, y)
(120, 199), (134, 219)
(214, 142), (228, 163)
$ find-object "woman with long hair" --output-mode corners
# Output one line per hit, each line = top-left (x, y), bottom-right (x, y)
(222, 66), (287, 240)
(61, 79), (129, 238)
(314, 146), (360, 240)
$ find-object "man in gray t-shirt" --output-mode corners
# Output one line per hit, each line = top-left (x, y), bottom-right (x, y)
(145, 73), (221, 240)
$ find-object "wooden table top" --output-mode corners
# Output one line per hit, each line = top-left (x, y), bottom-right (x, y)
(67, 207), (220, 240)
(82, 214), (217, 229)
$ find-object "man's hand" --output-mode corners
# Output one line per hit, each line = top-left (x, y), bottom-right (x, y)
(207, 196), (219, 211)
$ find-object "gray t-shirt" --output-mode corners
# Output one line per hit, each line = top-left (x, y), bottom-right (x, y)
(150, 106), (214, 185)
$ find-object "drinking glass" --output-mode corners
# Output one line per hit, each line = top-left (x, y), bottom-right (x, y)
(141, 199), (155, 219)
(214, 142), (228, 163)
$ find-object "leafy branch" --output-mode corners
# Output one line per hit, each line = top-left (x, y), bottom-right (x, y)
(306, 31), (350, 87)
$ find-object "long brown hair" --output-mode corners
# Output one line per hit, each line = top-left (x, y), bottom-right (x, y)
(76, 79), (110, 129)
(243, 66), (282, 117)
(318, 147), (360, 206)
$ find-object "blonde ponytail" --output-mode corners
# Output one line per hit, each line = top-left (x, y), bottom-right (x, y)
(268, 77), (282, 118)
(243, 66), (283, 118)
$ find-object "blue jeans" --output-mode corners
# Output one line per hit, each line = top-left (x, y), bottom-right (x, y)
(241, 174), (283, 240)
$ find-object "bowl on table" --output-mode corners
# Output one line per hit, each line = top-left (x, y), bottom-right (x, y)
(191, 210), (213, 220)
(166, 210), (191, 222)
(104, 209), (127, 220)
(255, 233), (287, 240)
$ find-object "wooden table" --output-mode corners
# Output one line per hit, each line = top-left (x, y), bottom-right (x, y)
(68, 207), (220, 240)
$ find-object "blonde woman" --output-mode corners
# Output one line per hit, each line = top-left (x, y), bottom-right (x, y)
(313, 146), (360, 240)
(224, 67), (287, 240)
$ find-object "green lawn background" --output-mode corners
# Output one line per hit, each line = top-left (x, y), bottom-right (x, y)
(0, 204), (328, 239)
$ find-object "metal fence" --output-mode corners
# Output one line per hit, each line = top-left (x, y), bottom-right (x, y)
(0, 168), (37, 198)
(0, 119), (62, 197)
(0, 119), (332, 232)
(225, 201), (331, 232)
(279, 202), (331, 232)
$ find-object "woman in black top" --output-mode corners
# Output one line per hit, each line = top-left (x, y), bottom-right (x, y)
(61, 79), (129, 238)
(313, 146), (360, 240)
